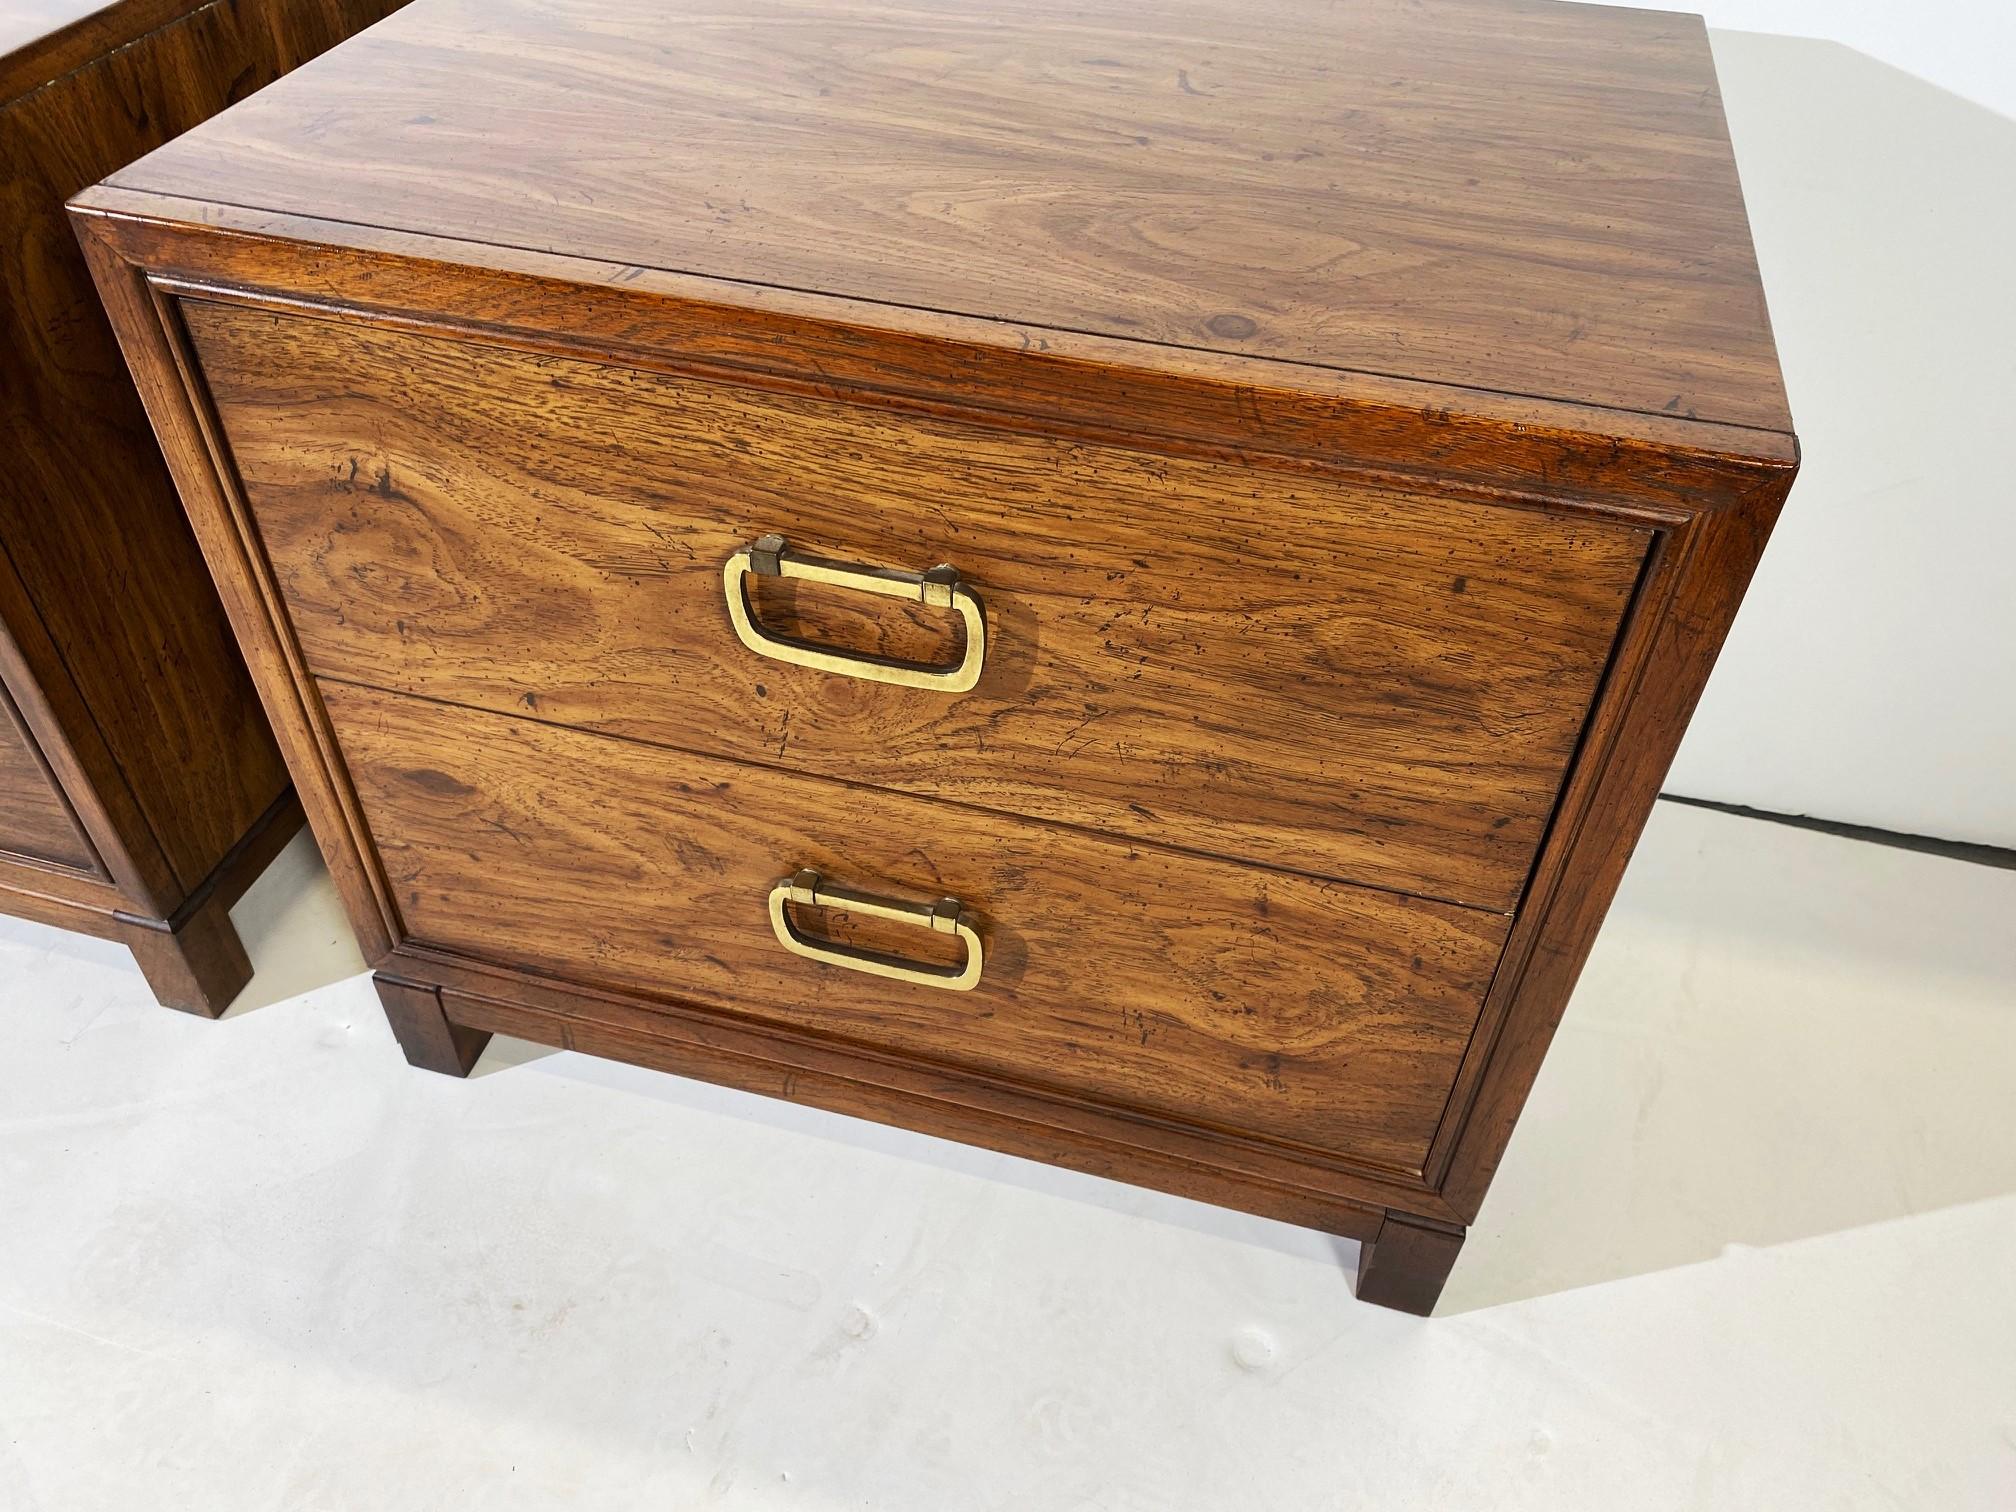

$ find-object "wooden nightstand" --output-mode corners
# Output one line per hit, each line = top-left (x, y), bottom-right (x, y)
(1, 0), (405, 1011)
(74, 0), (1796, 1310)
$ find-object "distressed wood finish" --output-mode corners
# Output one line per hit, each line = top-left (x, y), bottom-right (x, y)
(107, 0), (1792, 431)
(187, 300), (1648, 910)
(1, 0), (404, 1009)
(326, 678), (1508, 1171)
(75, 0), (1797, 1310)
(0, 0), (202, 99)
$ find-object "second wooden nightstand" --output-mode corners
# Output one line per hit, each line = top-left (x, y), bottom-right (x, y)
(1, 0), (405, 1011)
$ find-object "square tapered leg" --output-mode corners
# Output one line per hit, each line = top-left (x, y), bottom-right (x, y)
(1355, 1212), (1465, 1316)
(375, 973), (490, 1076)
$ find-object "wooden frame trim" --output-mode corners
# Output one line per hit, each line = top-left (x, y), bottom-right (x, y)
(0, 786), (300, 942)
(71, 191), (1793, 513)
(74, 213), (399, 958)
(0, 544), (179, 908)
(110, 786), (302, 933)
(1432, 472), (1793, 1218)
(1419, 527), (1682, 1184)
(0, 670), (104, 881)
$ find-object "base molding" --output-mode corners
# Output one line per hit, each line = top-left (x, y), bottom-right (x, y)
(366, 959), (1489, 1313)
(3, 788), (303, 1016)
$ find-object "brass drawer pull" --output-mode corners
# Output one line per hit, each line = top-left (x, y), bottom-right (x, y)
(723, 534), (986, 692)
(767, 868), (983, 991)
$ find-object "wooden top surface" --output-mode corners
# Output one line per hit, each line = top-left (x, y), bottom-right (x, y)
(101, 0), (1793, 435)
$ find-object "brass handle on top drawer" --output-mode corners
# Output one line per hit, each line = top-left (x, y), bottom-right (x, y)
(723, 534), (986, 692)
(767, 868), (983, 991)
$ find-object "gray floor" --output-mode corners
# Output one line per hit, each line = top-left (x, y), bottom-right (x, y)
(2, 800), (2011, 1508)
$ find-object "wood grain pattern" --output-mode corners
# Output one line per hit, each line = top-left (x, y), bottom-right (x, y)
(0, 678), (94, 872)
(81, 192), (1795, 510)
(0, 0), (401, 1006)
(71, 0), (1798, 1311)
(0, 0), (203, 102)
(1430, 476), (1795, 1219)
(327, 678), (1508, 1172)
(107, 0), (1792, 431)
(190, 299), (1648, 910)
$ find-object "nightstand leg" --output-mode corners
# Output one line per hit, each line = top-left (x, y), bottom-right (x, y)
(375, 973), (490, 1076)
(120, 893), (252, 1017)
(1355, 1212), (1466, 1316)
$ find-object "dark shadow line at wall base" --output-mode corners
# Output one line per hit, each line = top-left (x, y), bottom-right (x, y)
(1657, 793), (2016, 872)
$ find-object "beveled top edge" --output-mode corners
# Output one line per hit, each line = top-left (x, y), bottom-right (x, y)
(70, 182), (1800, 523)
(92, 0), (1797, 436)
(82, 182), (1798, 471)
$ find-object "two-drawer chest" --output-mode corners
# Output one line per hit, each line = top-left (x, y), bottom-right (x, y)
(75, 0), (1797, 1311)
(1, 0), (404, 1012)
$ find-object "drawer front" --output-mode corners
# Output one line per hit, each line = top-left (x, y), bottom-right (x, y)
(190, 301), (1649, 911)
(324, 680), (1509, 1173)
(0, 682), (95, 874)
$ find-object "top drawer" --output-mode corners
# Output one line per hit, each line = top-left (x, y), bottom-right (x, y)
(186, 301), (1648, 910)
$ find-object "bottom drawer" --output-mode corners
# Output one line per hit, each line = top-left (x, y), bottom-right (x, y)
(323, 681), (1508, 1173)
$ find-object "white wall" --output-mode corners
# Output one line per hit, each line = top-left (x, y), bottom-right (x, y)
(1606, 0), (2016, 118)
(1582, 3), (2016, 847)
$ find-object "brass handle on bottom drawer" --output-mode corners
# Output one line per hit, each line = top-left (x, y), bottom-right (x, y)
(767, 868), (983, 991)
(723, 534), (986, 692)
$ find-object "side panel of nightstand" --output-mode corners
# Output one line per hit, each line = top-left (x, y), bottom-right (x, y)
(1, 1), (410, 906)
(0, 558), (306, 1015)
(0, 2), (413, 1008)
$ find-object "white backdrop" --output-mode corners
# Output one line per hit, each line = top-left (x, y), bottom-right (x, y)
(1603, 0), (2016, 118)
(1578, 2), (2016, 846)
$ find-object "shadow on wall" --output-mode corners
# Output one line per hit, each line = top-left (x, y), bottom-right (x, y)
(1670, 31), (2016, 847)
